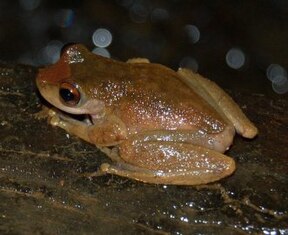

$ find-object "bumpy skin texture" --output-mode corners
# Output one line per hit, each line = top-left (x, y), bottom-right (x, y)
(36, 44), (258, 185)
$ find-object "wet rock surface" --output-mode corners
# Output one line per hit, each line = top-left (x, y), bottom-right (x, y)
(0, 64), (287, 234)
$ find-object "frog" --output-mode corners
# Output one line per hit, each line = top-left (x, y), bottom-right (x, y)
(36, 44), (258, 185)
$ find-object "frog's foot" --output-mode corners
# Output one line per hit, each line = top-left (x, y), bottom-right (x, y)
(47, 108), (93, 144)
(34, 105), (52, 120)
(82, 169), (107, 179)
(100, 140), (236, 185)
(46, 107), (128, 147)
(177, 68), (258, 138)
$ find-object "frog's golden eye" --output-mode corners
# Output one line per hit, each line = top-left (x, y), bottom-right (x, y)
(59, 82), (81, 106)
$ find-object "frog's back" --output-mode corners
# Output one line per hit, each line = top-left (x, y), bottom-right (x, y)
(68, 52), (226, 135)
(114, 62), (227, 135)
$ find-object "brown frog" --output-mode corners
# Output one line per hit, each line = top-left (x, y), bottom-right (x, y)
(36, 44), (258, 185)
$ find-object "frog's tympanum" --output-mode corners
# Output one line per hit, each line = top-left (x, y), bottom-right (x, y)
(36, 44), (258, 185)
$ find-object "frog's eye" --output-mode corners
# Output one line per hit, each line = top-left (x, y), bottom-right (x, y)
(59, 82), (81, 106)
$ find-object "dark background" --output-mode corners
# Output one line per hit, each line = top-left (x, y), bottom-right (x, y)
(0, 0), (288, 93)
(0, 1), (288, 234)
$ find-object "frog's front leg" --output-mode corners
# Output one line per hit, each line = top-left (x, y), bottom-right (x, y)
(48, 109), (127, 146)
(101, 138), (236, 185)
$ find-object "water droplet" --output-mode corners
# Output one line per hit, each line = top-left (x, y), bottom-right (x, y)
(180, 216), (189, 223)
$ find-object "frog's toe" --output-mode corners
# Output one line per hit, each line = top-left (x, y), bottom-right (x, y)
(82, 166), (108, 179)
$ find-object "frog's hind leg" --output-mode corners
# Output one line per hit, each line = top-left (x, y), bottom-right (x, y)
(100, 140), (236, 185)
(177, 68), (258, 139)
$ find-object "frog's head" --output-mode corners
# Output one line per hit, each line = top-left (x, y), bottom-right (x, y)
(36, 44), (105, 116)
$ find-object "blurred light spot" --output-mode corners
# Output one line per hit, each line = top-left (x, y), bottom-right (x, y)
(64, 22), (90, 42)
(269, 74), (286, 84)
(272, 76), (288, 94)
(116, 0), (134, 8)
(151, 8), (169, 22)
(19, 0), (41, 11)
(37, 41), (63, 65)
(179, 57), (198, 72)
(92, 47), (111, 58)
(92, 28), (112, 48)
(266, 64), (287, 82)
(24, 12), (50, 34)
(36, 48), (49, 65)
(54, 9), (74, 28)
(45, 40), (63, 63)
(185, 25), (200, 44)
(129, 2), (149, 23)
(225, 48), (245, 70)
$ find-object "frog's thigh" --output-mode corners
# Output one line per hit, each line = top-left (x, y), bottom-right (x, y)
(177, 68), (258, 138)
(101, 140), (235, 185)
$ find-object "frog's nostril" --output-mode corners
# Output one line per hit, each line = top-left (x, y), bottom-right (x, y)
(36, 77), (46, 88)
